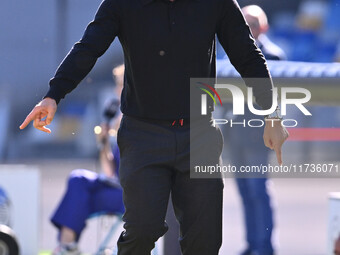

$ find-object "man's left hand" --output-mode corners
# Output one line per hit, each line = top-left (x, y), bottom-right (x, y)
(263, 119), (289, 165)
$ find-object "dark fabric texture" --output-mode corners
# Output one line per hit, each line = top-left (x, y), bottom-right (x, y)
(116, 115), (224, 255)
(45, 0), (273, 118)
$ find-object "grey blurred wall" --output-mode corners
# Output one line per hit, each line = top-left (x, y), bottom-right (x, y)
(0, 0), (122, 107)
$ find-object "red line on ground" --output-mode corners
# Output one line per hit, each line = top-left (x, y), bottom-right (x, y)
(287, 128), (340, 141)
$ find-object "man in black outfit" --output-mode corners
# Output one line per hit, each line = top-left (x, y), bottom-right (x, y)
(20, 0), (289, 254)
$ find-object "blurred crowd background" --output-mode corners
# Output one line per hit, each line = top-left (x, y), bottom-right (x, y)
(0, 0), (340, 161)
(1, 1), (340, 254)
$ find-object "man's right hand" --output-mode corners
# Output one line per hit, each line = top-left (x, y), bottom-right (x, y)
(19, 97), (57, 133)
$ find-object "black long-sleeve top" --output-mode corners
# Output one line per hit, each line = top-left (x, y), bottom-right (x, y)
(45, 0), (273, 119)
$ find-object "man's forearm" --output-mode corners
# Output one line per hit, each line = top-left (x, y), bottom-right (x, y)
(44, 0), (120, 103)
(217, 0), (274, 110)
(45, 45), (99, 104)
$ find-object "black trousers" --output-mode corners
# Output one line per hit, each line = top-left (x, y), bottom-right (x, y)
(116, 115), (224, 255)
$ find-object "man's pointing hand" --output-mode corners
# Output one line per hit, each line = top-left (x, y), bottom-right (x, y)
(263, 119), (289, 165)
(20, 97), (57, 133)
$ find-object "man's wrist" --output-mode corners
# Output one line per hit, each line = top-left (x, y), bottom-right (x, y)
(264, 107), (282, 120)
(42, 97), (57, 103)
(43, 94), (60, 104)
(43, 85), (64, 105)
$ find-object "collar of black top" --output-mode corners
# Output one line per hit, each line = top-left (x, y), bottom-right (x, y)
(141, 0), (200, 6)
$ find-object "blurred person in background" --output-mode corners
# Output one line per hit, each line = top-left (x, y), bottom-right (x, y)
(242, 5), (286, 61)
(51, 65), (124, 255)
(19, 0), (289, 254)
(224, 5), (286, 255)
